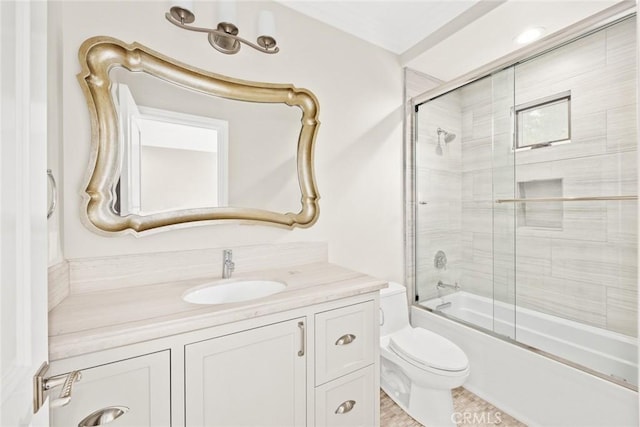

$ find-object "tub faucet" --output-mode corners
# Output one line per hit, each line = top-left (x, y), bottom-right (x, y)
(435, 301), (452, 311)
(222, 249), (235, 279)
(436, 280), (460, 297)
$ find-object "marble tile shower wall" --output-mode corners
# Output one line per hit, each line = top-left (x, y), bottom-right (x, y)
(460, 17), (638, 336)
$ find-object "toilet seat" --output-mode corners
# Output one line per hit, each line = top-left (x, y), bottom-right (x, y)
(389, 327), (468, 373)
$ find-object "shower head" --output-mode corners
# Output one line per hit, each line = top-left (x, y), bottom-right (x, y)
(444, 132), (456, 143)
(437, 127), (456, 143)
(435, 127), (455, 156)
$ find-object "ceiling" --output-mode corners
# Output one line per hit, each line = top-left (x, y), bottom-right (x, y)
(276, 0), (628, 81)
(276, 0), (483, 54)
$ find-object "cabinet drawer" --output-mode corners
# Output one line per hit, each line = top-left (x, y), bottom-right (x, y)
(315, 365), (375, 427)
(315, 301), (375, 385)
(50, 351), (170, 427)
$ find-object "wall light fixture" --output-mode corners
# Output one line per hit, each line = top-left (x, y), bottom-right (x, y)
(166, 1), (279, 55)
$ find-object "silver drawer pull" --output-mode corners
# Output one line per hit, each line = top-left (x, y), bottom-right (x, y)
(335, 400), (356, 414)
(78, 406), (129, 426)
(298, 321), (305, 357)
(335, 334), (356, 346)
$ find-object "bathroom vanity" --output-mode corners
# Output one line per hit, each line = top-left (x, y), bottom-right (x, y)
(47, 246), (385, 427)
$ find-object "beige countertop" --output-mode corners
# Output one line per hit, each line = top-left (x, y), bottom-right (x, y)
(49, 262), (387, 361)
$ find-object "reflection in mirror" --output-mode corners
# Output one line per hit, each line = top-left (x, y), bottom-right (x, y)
(110, 68), (303, 215)
(77, 37), (320, 234)
(113, 83), (229, 215)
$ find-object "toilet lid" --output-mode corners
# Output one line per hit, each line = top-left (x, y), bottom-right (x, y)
(389, 327), (469, 372)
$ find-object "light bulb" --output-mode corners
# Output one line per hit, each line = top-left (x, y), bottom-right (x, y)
(258, 10), (276, 38)
(218, 1), (237, 25)
(515, 27), (546, 45)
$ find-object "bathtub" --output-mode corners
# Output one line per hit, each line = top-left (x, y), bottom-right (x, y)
(420, 291), (637, 387)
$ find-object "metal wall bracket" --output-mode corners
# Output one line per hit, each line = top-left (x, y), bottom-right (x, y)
(33, 361), (49, 413)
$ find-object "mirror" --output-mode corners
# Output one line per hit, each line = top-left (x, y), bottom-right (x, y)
(77, 36), (320, 234)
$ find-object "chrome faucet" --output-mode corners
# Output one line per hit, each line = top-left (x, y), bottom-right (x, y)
(222, 249), (235, 279)
(436, 280), (460, 297)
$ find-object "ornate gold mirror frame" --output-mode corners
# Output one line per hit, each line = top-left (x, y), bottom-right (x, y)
(77, 36), (320, 235)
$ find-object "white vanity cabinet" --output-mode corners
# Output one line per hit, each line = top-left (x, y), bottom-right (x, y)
(49, 291), (381, 427)
(50, 351), (170, 427)
(184, 317), (307, 427)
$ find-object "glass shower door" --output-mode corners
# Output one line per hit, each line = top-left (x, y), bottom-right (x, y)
(413, 87), (464, 309)
(412, 14), (637, 388)
(491, 67), (517, 339)
(414, 70), (517, 340)
(509, 17), (638, 386)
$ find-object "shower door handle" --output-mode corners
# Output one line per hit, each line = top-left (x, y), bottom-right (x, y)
(496, 195), (637, 203)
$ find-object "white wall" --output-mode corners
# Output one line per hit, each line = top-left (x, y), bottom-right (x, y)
(51, 1), (404, 282)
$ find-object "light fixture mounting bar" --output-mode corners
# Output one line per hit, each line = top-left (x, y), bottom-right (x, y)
(165, 10), (279, 55)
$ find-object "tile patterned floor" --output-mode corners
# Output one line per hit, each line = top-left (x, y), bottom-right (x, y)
(381, 387), (527, 427)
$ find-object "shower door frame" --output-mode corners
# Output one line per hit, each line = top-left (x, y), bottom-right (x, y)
(404, 2), (638, 391)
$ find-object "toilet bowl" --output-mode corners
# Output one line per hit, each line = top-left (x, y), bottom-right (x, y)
(380, 282), (469, 427)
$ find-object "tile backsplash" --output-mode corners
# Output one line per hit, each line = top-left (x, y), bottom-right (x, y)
(48, 242), (328, 304)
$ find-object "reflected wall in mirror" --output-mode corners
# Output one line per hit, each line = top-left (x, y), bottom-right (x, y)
(77, 36), (320, 234)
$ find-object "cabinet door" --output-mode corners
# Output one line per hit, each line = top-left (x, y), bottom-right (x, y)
(315, 301), (375, 385)
(51, 351), (170, 427)
(315, 365), (375, 427)
(185, 318), (306, 427)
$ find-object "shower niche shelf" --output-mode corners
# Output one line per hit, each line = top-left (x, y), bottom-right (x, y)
(517, 179), (564, 229)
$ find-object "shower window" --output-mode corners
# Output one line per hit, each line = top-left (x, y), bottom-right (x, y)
(515, 91), (571, 149)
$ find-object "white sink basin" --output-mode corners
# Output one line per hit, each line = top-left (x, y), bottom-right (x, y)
(182, 280), (287, 305)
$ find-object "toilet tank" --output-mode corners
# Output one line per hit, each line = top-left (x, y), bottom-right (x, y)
(379, 282), (410, 337)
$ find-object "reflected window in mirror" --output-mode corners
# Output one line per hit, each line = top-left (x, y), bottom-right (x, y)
(112, 83), (229, 215)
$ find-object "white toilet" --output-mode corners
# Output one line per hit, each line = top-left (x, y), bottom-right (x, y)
(380, 282), (470, 427)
